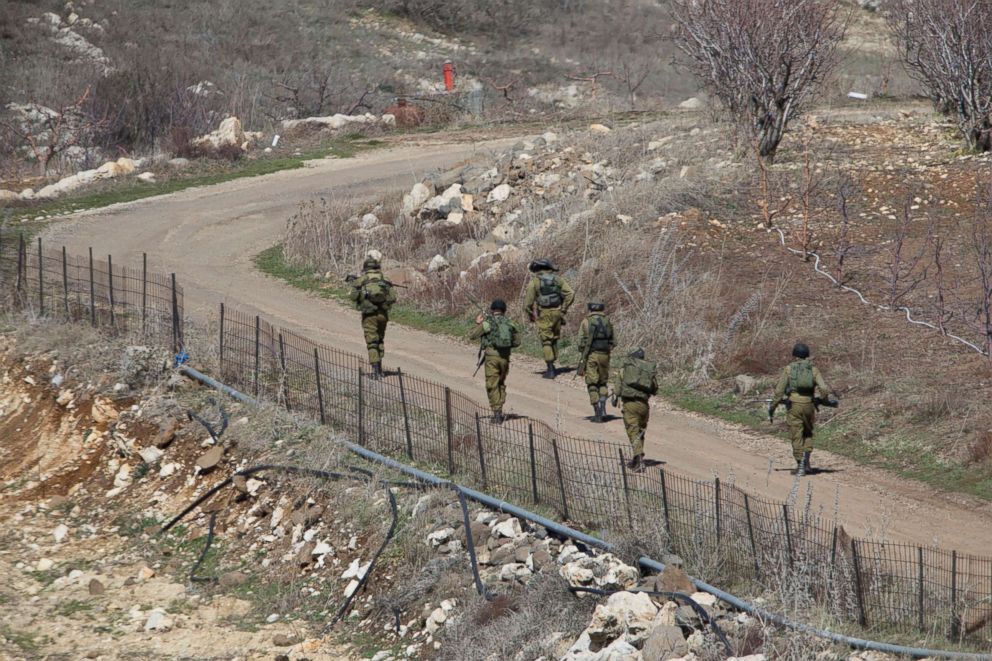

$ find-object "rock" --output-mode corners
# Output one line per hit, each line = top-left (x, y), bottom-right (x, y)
(136, 172), (156, 183)
(273, 633), (302, 647)
(219, 571), (248, 588)
(91, 398), (118, 424)
(144, 608), (173, 632)
(602, 591), (658, 646)
(493, 517), (522, 539)
(36, 558), (55, 571)
(679, 97), (704, 110)
(53, 524), (69, 543)
(728, 656), (766, 661)
(341, 559), (370, 580)
(153, 420), (179, 448)
(560, 554), (639, 591)
(487, 183), (511, 203)
(427, 254), (450, 273)
(139, 446), (164, 464)
(360, 213), (379, 229)
(280, 112), (382, 131)
(56, 389), (74, 406)
(656, 566), (695, 594)
(312, 541), (333, 556)
(469, 521), (490, 546)
(158, 463), (178, 478)
(689, 591), (718, 607)
(137, 566), (155, 581)
(0, 190), (20, 205)
(196, 446), (224, 471)
(402, 182), (432, 215)
(642, 625), (688, 660)
(424, 606), (447, 635)
(194, 116), (246, 153)
(532, 549), (553, 570)
(735, 375), (759, 396)
(542, 131), (559, 144)
(168, 157), (190, 169)
(88, 578), (105, 595)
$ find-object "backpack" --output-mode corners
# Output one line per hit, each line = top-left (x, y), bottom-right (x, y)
(622, 358), (656, 398)
(789, 360), (815, 394)
(536, 273), (563, 308)
(589, 315), (613, 352)
(487, 315), (519, 350)
(362, 274), (391, 306)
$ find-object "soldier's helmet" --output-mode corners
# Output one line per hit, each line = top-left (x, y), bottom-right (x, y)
(490, 299), (507, 312)
(792, 342), (810, 359)
(629, 347), (645, 360)
(529, 258), (557, 273)
(587, 301), (605, 312)
(363, 257), (381, 271)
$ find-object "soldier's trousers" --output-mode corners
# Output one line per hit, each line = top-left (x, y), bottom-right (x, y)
(484, 352), (510, 413)
(621, 398), (650, 457)
(786, 401), (816, 462)
(536, 307), (564, 363)
(361, 313), (388, 365)
(584, 351), (610, 404)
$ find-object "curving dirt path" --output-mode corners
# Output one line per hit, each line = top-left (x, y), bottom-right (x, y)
(44, 139), (992, 557)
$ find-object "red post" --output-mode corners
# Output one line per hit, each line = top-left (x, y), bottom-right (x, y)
(443, 61), (455, 92)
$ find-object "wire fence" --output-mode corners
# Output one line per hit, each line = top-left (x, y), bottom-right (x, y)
(1, 231), (990, 643)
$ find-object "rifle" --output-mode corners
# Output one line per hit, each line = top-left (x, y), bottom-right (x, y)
(765, 396), (839, 422)
(344, 273), (408, 288)
(473, 344), (485, 377)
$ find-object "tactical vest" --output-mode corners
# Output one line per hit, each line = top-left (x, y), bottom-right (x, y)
(536, 273), (563, 308)
(788, 360), (815, 397)
(620, 358), (656, 400)
(588, 314), (612, 352)
(486, 315), (518, 350)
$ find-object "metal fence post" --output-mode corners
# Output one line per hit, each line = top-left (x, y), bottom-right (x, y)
(918, 546), (925, 632)
(397, 368), (412, 460)
(714, 476), (722, 547)
(141, 252), (147, 333)
(219, 303), (225, 371)
(278, 333), (290, 410)
(551, 437), (570, 521)
(528, 423), (538, 505)
(782, 504), (794, 568)
(88, 247), (95, 326)
(16, 234), (24, 296)
(744, 493), (760, 579)
(170, 273), (181, 352)
(618, 447), (633, 528)
(253, 315), (260, 396)
(950, 550), (959, 639)
(107, 254), (116, 328)
(61, 246), (69, 316)
(475, 413), (488, 490)
(444, 386), (454, 475)
(37, 237), (43, 315)
(358, 367), (365, 444)
(659, 467), (672, 537)
(851, 539), (868, 627)
(314, 348), (326, 425)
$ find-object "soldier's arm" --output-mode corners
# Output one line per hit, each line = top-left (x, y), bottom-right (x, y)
(523, 278), (537, 311)
(607, 319), (616, 349)
(650, 374), (659, 396)
(348, 275), (364, 305)
(468, 320), (488, 341)
(560, 277), (575, 313)
(577, 319), (590, 354)
(813, 367), (836, 399)
(770, 367), (789, 415)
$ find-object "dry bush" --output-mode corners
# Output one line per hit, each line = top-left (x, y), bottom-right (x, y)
(968, 432), (992, 465)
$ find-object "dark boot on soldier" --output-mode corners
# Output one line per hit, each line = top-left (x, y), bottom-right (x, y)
(492, 410), (504, 425)
(597, 396), (607, 421)
(543, 361), (557, 379)
(626, 453), (643, 472)
(795, 458), (805, 477)
(591, 404), (602, 423)
(802, 451), (812, 475)
(371, 362), (383, 380)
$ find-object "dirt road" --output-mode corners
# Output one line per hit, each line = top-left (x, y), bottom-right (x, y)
(44, 140), (992, 557)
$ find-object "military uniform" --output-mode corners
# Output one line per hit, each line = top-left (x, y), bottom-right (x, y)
(348, 264), (397, 376)
(469, 306), (518, 422)
(612, 351), (658, 469)
(577, 308), (614, 421)
(523, 265), (574, 377)
(770, 357), (835, 475)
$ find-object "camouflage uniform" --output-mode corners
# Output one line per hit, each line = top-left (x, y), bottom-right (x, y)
(348, 267), (397, 370)
(577, 311), (614, 406)
(771, 358), (835, 472)
(612, 354), (658, 465)
(469, 312), (518, 419)
(523, 268), (574, 369)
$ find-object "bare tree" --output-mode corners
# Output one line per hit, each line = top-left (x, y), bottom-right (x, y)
(1, 88), (103, 176)
(886, 0), (992, 152)
(834, 175), (857, 285)
(671, 0), (848, 161)
(885, 194), (931, 307)
(964, 179), (992, 359)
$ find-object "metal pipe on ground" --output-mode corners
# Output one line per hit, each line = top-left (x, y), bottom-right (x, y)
(177, 365), (992, 661)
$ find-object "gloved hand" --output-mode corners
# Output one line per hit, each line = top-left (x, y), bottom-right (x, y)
(828, 397), (840, 408)
(611, 395), (619, 408)
(767, 404), (776, 424)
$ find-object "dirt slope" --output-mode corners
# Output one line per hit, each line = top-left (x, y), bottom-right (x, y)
(42, 140), (992, 557)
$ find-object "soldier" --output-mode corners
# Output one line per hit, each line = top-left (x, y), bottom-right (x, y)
(611, 348), (658, 472)
(469, 299), (520, 424)
(768, 342), (839, 476)
(347, 256), (396, 379)
(523, 259), (575, 379)
(576, 301), (614, 422)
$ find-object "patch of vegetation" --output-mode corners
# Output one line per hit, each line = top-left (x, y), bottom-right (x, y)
(56, 599), (93, 618)
(0, 625), (40, 654)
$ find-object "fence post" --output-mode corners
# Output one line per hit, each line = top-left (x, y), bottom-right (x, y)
(528, 424), (538, 505)
(551, 437), (570, 521)
(61, 246), (69, 316)
(37, 237), (43, 315)
(170, 273), (181, 352)
(218, 303), (225, 372)
(851, 540), (868, 627)
(782, 504), (794, 568)
(714, 476), (722, 547)
(617, 447), (633, 528)
(743, 493), (760, 579)
(314, 348), (326, 425)
(397, 368), (412, 460)
(88, 247), (95, 326)
(278, 333), (290, 410)
(107, 254), (116, 328)
(659, 467), (672, 537)
(254, 314), (262, 397)
(141, 252), (147, 333)
(357, 367), (365, 444)
(950, 550), (959, 639)
(475, 413), (488, 490)
(917, 546), (925, 632)
(16, 234), (24, 296)
(444, 386), (454, 475)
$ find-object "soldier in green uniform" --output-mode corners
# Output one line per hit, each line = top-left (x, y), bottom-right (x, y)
(523, 259), (575, 379)
(611, 348), (658, 471)
(469, 299), (520, 424)
(576, 301), (614, 422)
(768, 343), (838, 476)
(347, 256), (397, 379)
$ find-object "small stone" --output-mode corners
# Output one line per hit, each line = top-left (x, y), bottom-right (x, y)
(137, 172), (156, 183)
(36, 558), (55, 572)
(656, 565), (695, 594)
(139, 446), (164, 465)
(642, 624), (688, 660)
(588, 123), (612, 134)
(486, 183), (511, 203)
(493, 518), (521, 539)
(266, 613), (280, 623)
(219, 571), (248, 588)
(196, 446), (224, 471)
(690, 591), (718, 607)
(144, 609), (173, 631)
(272, 633), (301, 647)
(312, 541), (333, 556)
(137, 565), (155, 581)
(53, 524), (69, 543)
(88, 578), (105, 595)
(158, 463), (178, 478)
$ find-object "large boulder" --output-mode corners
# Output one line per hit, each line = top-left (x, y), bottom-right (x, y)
(641, 625), (688, 660)
(0, 190), (20, 206)
(679, 97), (704, 110)
(560, 553), (640, 591)
(402, 182), (433, 215)
(281, 112), (381, 131)
(193, 116), (246, 153)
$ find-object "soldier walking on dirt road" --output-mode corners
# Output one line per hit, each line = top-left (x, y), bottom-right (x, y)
(768, 342), (839, 476)
(469, 299), (520, 424)
(576, 301), (614, 422)
(523, 259), (574, 380)
(347, 256), (396, 380)
(611, 348), (659, 472)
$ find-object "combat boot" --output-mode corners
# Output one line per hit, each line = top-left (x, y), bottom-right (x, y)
(802, 451), (812, 475)
(626, 453), (644, 472)
(795, 459), (805, 477)
(598, 396), (608, 420)
(591, 404), (602, 423)
(370, 362), (383, 380)
(543, 361), (557, 379)
(492, 411), (504, 425)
